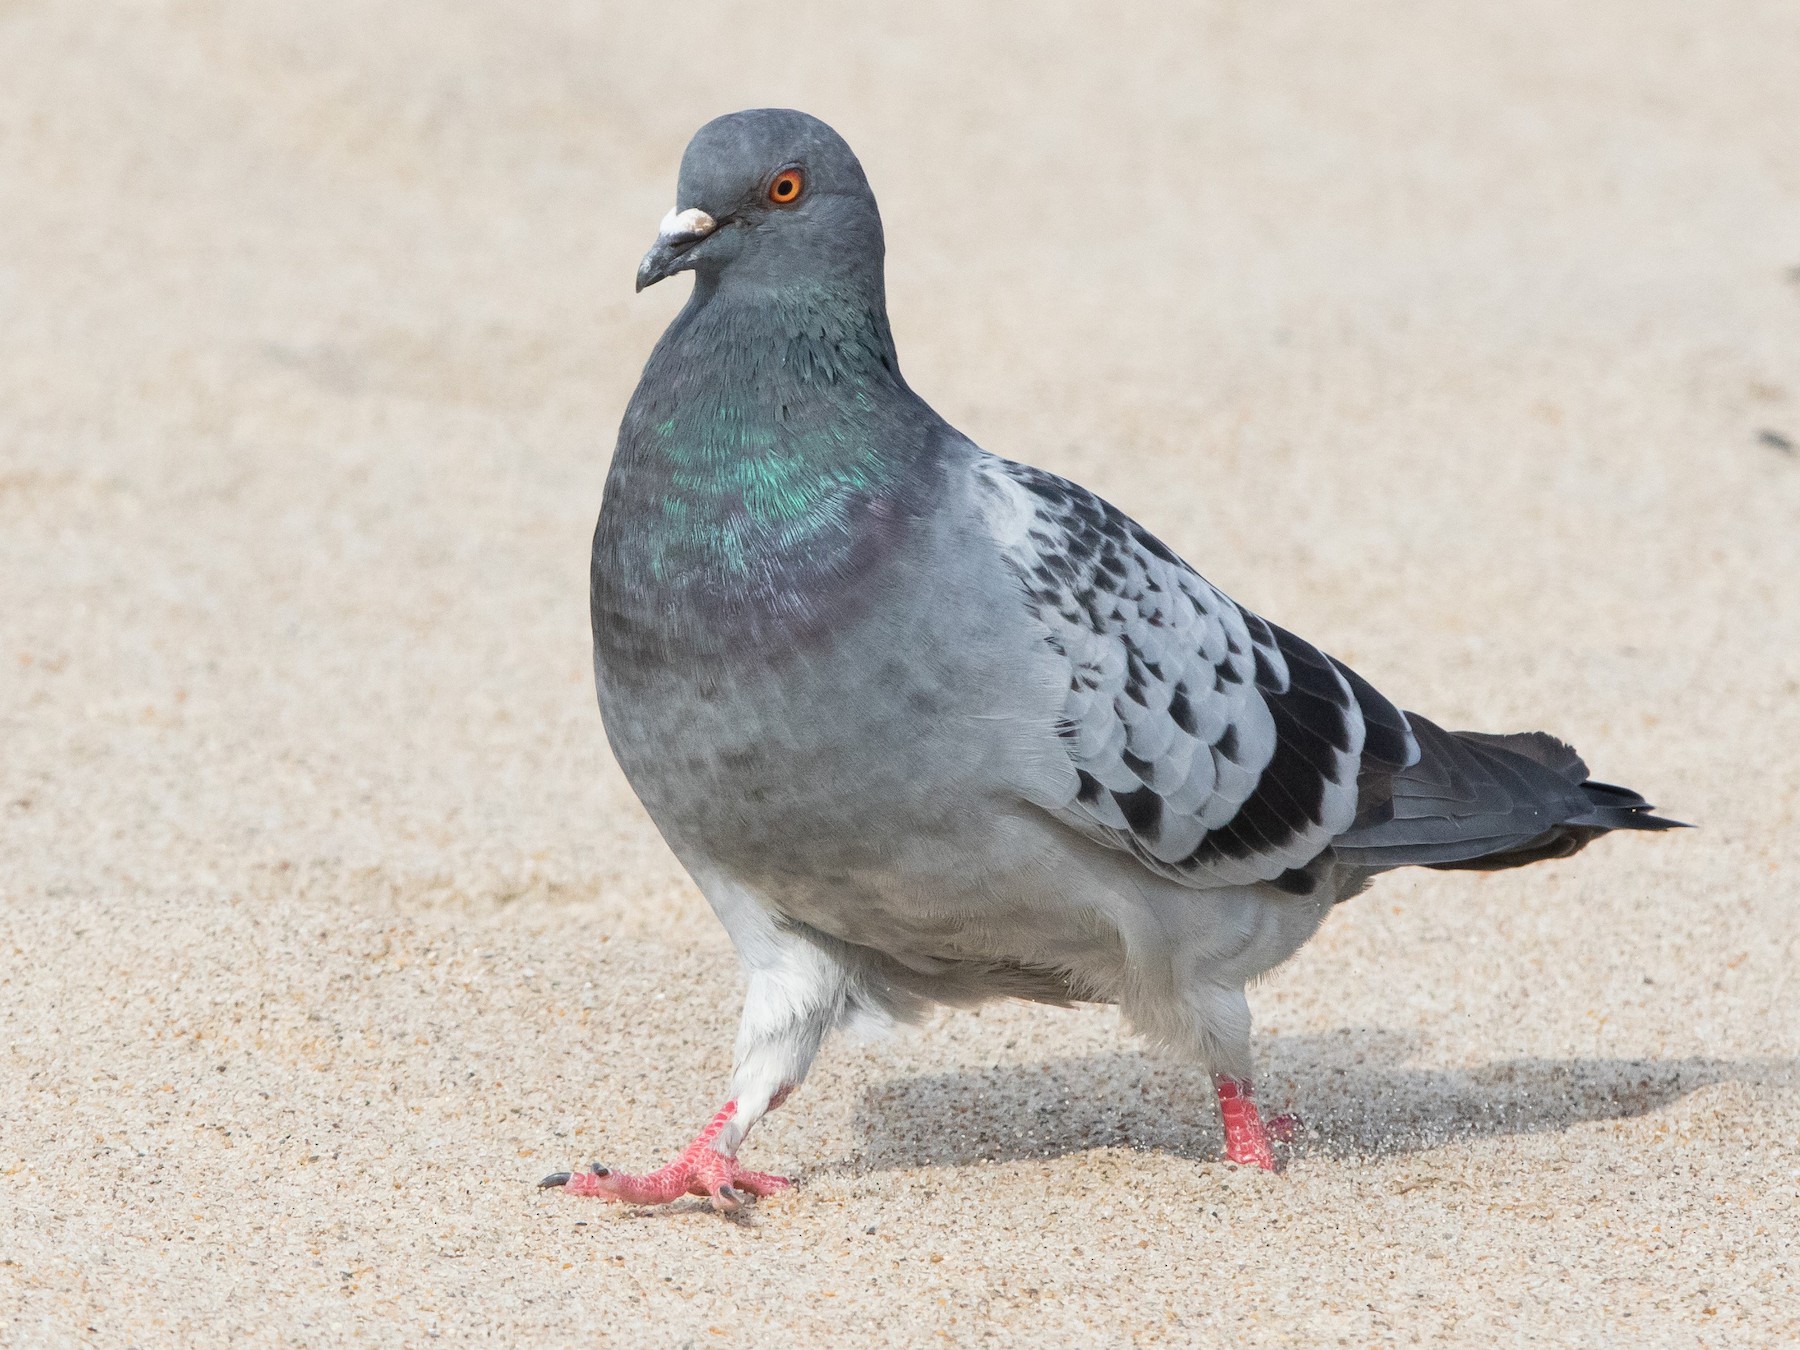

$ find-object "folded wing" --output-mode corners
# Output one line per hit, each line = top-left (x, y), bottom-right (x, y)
(976, 457), (1417, 890)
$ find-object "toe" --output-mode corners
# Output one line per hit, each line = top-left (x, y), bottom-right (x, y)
(561, 1165), (624, 1199)
(728, 1169), (791, 1198)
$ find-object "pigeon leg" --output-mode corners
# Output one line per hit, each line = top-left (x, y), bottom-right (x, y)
(1212, 1074), (1298, 1170)
(540, 900), (855, 1210)
(540, 1100), (789, 1212)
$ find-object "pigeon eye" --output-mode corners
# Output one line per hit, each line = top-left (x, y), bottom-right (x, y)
(768, 169), (805, 205)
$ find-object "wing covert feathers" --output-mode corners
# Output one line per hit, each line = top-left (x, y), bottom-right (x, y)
(979, 459), (1393, 887)
(976, 456), (1681, 891)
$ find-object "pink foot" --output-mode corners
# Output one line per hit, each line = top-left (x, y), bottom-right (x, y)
(1213, 1075), (1297, 1171)
(538, 1101), (790, 1213)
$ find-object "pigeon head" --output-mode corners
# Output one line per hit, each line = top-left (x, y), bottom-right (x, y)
(636, 109), (885, 297)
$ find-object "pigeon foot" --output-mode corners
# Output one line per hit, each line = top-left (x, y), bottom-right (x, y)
(1213, 1075), (1295, 1172)
(539, 1101), (790, 1212)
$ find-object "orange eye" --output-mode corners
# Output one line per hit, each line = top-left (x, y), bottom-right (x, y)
(768, 168), (805, 205)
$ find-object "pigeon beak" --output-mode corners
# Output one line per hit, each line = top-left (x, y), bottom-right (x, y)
(636, 206), (719, 292)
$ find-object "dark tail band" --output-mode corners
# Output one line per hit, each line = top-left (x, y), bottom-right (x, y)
(1332, 717), (1686, 874)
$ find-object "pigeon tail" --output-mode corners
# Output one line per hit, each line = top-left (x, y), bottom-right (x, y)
(1330, 715), (1687, 874)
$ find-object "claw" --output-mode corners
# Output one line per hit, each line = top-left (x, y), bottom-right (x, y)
(540, 1163), (610, 1190)
(713, 1183), (743, 1213)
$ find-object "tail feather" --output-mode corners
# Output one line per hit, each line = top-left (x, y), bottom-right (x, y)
(1332, 714), (1686, 873)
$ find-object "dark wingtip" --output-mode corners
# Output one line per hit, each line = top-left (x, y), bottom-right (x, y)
(538, 1171), (572, 1189)
(1605, 801), (1693, 831)
(1576, 780), (1693, 832)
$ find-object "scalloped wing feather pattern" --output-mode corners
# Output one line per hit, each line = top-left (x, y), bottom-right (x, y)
(978, 458), (1418, 890)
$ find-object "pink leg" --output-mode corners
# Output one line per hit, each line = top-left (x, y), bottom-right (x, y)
(1213, 1075), (1299, 1171)
(539, 1101), (790, 1213)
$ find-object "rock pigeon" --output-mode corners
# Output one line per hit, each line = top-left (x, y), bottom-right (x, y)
(541, 109), (1680, 1210)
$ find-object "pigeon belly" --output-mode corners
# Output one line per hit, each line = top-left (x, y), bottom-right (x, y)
(593, 491), (1101, 971)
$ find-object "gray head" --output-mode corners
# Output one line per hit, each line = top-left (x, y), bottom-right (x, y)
(636, 110), (885, 299)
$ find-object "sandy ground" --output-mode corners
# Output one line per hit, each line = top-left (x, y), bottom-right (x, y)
(3, 1), (1798, 1344)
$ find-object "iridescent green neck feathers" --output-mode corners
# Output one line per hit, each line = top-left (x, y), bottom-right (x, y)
(595, 277), (941, 656)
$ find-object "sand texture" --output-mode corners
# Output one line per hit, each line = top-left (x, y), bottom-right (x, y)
(3, 1), (1799, 1344)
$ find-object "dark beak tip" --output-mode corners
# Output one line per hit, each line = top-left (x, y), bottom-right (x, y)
(636, 242), (680, 293)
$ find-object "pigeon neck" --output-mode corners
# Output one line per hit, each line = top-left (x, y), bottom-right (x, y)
(596, 275), (937, 651)
(626, 272), (914, 499)
(681, 268), (901, 381)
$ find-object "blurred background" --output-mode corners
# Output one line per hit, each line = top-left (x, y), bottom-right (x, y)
(2, 2), (1796, 1343)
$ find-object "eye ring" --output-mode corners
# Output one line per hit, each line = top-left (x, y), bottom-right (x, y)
(768, 168), (805, 206)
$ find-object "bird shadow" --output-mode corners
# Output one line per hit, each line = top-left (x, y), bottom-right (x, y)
(838, 1030), (1793, 1171)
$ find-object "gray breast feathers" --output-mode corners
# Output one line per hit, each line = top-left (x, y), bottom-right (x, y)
(976, 458), (1419, 891)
